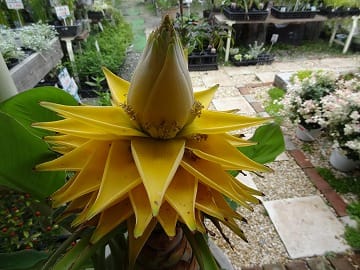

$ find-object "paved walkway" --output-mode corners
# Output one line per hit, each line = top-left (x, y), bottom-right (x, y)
(118, 0), (360, 268)
(189, 60), (360, 270)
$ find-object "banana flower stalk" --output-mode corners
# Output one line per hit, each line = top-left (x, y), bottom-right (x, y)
(33, 16), (272, 268)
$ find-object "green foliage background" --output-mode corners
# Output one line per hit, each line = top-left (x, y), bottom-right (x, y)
(72, 11), (133, 85)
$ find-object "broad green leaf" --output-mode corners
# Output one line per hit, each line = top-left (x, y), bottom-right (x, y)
(238, 123), (285, 164)
(182, 226), (219, 270)
(0, 111), (65, 200)
(0, 87), (78, 138)
(0, 250), (49, 270)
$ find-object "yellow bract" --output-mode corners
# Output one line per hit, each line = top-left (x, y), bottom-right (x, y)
(34, 15), (272, 266)
(126, 16), (194, 139)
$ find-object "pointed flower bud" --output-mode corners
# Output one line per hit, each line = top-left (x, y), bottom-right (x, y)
(126, 16), (195, 139)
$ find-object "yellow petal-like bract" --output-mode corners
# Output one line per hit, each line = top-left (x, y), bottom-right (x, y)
(35, 15), (272, 265)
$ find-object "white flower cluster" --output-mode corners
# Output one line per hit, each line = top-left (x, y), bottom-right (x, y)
(320, 75), (360, 159)
(281, 70), (336, 129)
(0, 23), (57, 64)
(17, 23), (57, 52)
(281, 70), (360, 160)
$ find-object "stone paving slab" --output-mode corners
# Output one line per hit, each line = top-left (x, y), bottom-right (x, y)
(275, 152), (289, 161)
(273, 72), (293, 90)
(230, 74), (260, 86)
(236, 172), (258, 191)
(223, 65), (270, 76)
(255, 72), (276, 83)
(212, 96), (256, 115)
(200, 70), (233, 87)
(263, 195), (350, 259)
(213, 86), (242, 98)
(270, 62), (303, 72)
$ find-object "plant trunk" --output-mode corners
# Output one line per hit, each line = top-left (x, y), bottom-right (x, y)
(136, 225), (199, 270)
(0, 53), (17, 102)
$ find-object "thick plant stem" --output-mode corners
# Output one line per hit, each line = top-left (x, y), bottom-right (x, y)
(136, 224), (199, 270)
(0, 54), (17, 102)
(41, 230), (82, 270)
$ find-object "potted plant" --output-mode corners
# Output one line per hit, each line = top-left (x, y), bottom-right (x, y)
(319, 0), (360, 17)
(87, 9), (105, 22)
(222, 0), (268, 21)
(320, 73), (360, 171)
(87, 0), (108, 22)
(271, 0), (319, 19)
(280, 70), (337, 141)
(0, 28), (26, 69)
(52, 0), (84, 38)
(231, 41), (274, 66)
(175, 15), (227, 71)
(202, 0), (223, 17)
(54, 22), (83, 38)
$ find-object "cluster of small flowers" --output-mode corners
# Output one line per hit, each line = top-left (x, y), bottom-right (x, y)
(281, 70), (359, 160)
(281, 70), (337, 130)
(0, 23), (57, 65)
(320, 75), (360, 160)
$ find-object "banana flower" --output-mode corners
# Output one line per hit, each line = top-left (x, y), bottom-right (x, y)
(33, 15), (271, 266)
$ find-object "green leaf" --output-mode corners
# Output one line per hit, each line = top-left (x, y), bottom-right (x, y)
(0, 87), (78, 138)
(0, 250), (49, 270)
(238, 123), (285, 164)
(52, 235), (93, 270)
(51, 226), (127, 270)
(0, 87), (78, 200)
(0, 111), (65, 200)
(182, 226), (219, 270)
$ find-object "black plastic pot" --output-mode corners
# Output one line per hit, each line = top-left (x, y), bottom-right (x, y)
(188, 51), (218, 71)
(223, 6), (268, 21)
(55, 24), (82, 38)
(271, 6), (318, 19)
(231, 53), (274, 66)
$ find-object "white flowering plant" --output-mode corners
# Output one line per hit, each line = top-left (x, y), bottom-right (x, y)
(320, 73), (360, 161)
(0, 23), (57, 66)
(281, 70), (337, 130)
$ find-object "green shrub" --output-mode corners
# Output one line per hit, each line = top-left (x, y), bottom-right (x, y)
(345, 202), (360, 250)
(0, 189), (61, 252)
(316, 167), (360, 197)
(72, 11), (132, 87)
(264, 87), (285, 124)
(316, 167), (360, 250)
(345, 226), (360, 250)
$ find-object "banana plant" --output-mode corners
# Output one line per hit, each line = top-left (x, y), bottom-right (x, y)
(0, 16), (284, 270)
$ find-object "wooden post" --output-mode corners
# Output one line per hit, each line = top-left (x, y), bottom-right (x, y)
(0, 53), (18, 102)
(179, 0), (183, 18)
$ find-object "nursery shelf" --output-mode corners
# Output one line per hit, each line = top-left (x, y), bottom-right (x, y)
(10, 38), (63, 92)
